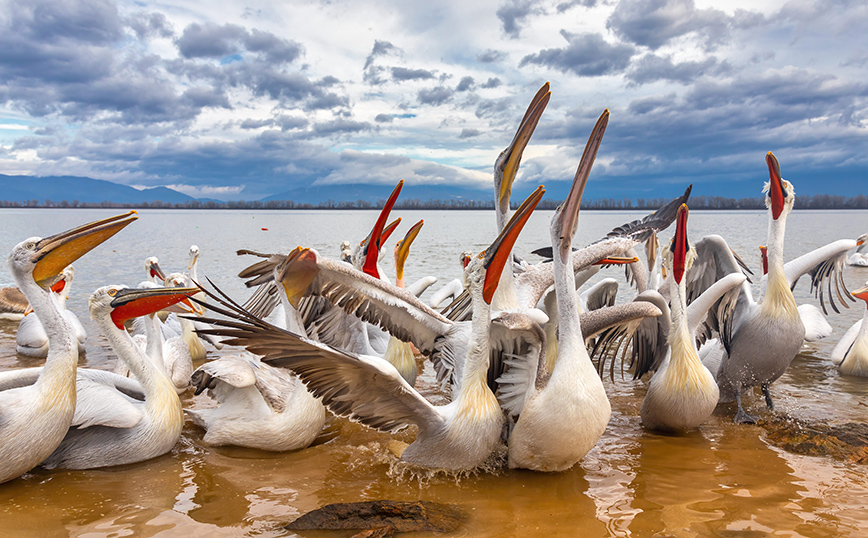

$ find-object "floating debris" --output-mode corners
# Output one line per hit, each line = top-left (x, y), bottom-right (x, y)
(760, 416), (868, 463)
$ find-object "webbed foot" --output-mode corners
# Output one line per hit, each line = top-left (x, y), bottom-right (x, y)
(733, 408), (759, 424)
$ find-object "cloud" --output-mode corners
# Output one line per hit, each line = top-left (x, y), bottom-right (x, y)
(163, 183), (245, 196)
(391, 67), (436, 81)
(520, 31), (635, 76)
(626, 54), (732, 85)
(456, 76), (475, 92)
(418, 86), (454, 105)
(607, 0), (736, 51)
(459, 128), (481, 138)
(176, 23), (303, 64)
(480, 77), (502, 88)
(497, 0), (540, 38)
(313, 118), (372, 136)
(477, 49), (507, 63)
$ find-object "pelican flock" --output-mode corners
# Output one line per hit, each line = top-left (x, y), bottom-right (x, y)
(0, 84), (862, 490)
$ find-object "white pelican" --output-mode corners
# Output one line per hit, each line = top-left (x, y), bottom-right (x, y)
(429, 251), (472, 309)
(197, 188), (547, 470)
(759, 245), (832, 342)
(498, 108), (611, 471)
(42, 285), (197, 469)
(0, 211), (138, 483)
(187, 245), (200, 281)
(831, 284), (868, 376)
(687, 152), (857, 423)
(847, 235), (868, 266)
(16, 265), (87, 358)
(382, 219), (426, 386)
(143, 256), (166, 285)
(186, 271), (325, 452)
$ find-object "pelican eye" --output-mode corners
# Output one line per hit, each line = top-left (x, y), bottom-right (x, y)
(107, 289), (118, 296)
(478, 250), (485, 259)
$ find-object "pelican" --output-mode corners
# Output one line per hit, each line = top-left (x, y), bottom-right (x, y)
(497, 108), (611, 471)
(42, 285), (197, 470)
(759, 245), (832, 342)
(0, 286), (27, 321)
(187, 245), (200, 281)
(0, 211), (137, 484)
(16, 265), (87, 358)
(687, 152), (857, 423)
(382, 219), (426, 386)
(196, 188), (546, 470)
(143, 256), (166, 285)
(429, 251), (472, 309)
(847, 235), (868, 266)
(831, 284), (868, 376)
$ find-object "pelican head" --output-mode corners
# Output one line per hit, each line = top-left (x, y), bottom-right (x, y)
(394, 219), (424, 282)
(494, 83), (550, 226)
(144, 256), (166, 282)
(459, 250), (473, 269)
(9, 211), (138, 290)
(89, 285), (200, 330)
(763, 152), (796, 221)
(551, 109), (608, 259)
(662, 204), (696, 284)
(852, 283), (868, 308)
(467, 185), (545, 303)
(163, 272), (203, 314)
(855, 234), (867, 253)
(277, 246), (320, 308)
(188, 245), (199, 270)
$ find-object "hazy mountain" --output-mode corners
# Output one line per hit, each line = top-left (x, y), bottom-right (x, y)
(0, 175), (195, 204)
(262, 183), (497, 205)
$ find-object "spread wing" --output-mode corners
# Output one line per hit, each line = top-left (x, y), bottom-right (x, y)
(191, 281), (444, 434)
(489, 313), (547, 418)
(780, 239), (857, 315)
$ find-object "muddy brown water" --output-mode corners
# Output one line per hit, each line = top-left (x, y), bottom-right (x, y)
(0, 208), (866, 537)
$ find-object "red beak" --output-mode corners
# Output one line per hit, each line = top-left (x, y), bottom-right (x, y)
(760, 245), (768, 275)
(766, 152), (785, 220)
(671, 204), (689, 284)
(362, 181), (403, 278)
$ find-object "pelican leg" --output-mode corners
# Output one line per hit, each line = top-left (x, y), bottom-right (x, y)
(733, 391), (759, 424)
(761, 383), (774, 411)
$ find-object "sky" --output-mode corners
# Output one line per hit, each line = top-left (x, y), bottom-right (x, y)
(0, 0), (865, 201)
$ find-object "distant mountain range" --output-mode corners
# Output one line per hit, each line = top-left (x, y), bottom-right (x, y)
(262, 183), (493, 205)
(0, 174), (197, 204)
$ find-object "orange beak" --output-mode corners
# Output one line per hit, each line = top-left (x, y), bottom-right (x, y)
(498, 83), (550, 214)
(362, 180), (403, 279)
(766, 152), (785, 220)
(482, 185), (545, 303)
(109, 286), (199, 330)
(50, 279), (67, 294)
(395, 219), (424, 282)
(852, 285), (868, 307)
(593, 256), (639, 265)
(277, 246), (320, 308)
(32, 211), (138, 289)
(671, 204), (689, 284)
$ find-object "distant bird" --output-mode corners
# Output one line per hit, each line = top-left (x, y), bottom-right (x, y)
(847, 234), (868, 266)
(0, 286), (28, 321)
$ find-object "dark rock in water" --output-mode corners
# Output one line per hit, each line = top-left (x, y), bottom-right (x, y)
(760, 416), (868, 463)
(286, 500), (466, 534)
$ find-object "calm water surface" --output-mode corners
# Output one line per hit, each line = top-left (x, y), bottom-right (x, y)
(0, 208), (867, 537)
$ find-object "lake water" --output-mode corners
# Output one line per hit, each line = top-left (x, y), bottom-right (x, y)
(0, 207), (867, 537)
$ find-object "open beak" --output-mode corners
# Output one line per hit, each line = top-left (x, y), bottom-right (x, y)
(50, 278), (67, 294)
(362, 180), (403, 278)
(852, 285), (868, 305)
(395, 219), (424, 281)
(766, 152), (785, 220)
(109, 286), (199, 330)
(277, 246), (320, 308)
(671, 204), (689, 284)
(498, 83), (551, 214)
(32, 211), (138, 288)
(759, 245), (768, 275)
(483, 185), (545, 303)
(558, 108), (608, 259)
(149, 261), (167, 282)
(380, 218), (402, 249)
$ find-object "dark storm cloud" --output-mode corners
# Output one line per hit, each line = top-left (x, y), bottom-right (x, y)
(607, 0), (747, 51)
(391, 67), (436, 81)
(626, 54), (732, 85)
(478, 49), (507, 63)
(418, 86), (454, 105)
(497, 0), (540, 38)
(519, 31), (635, 76)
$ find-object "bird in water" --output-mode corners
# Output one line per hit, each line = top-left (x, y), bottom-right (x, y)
(0, 211), (138, 483)
(42, 285), (198, 470)
(831, 283), (868, 377)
